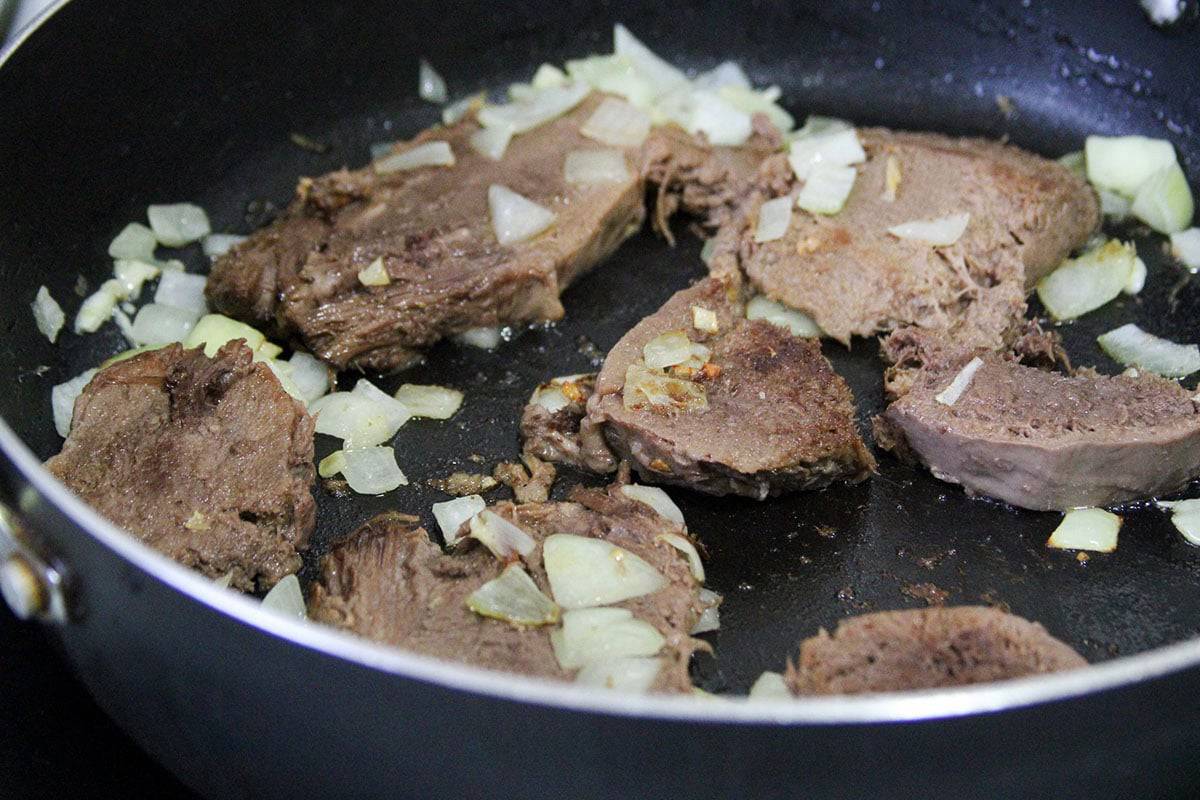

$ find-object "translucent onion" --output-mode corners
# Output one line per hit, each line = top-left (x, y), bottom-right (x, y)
(113, 259), (161, 298)
(1157, 499), (1200, 546)
(467, 564), (560, 626)
(691, 305), (719, 334)
(790, 115), (852, 142)
(317, 450), (347, 479)
(622, 364), (708, 412)
(309, 392), (396, 448)
(656, 533), (704, 582)
(488, 184), (556, 246)
(1099, 189), (1131, 221)
(796, 165), (857, 215)
(612, 23), (689, 96)
(1131, 162), (1194, 234)
(183, 313), (267, 356)
(643, 330), (695, 369)
(754, 196), (793, 243)
(468, 510), (536, 560)
(887, 212), (971, 246)
(32, 286), (64, 343)
(108, 222), (158, 260)
(262, 360), (307, 404)
(620, 484), (685, 527)
(432, 495), (486, 545)
(130, 303), (200, 346)
(147, 203), (211, 247)
(52, 368), (97, 437)
(469, 126), (513, 161)
(261, 574), (306, 618)
(693, 61), (751, 92)
(201, 233), (247, 259)
(1047, 508), (1121, 553)
(357, 257), (391, 287)
(476, 82), (590, 134)
(393, 384), (463, 419)
(74, 281), (123, 334)
(341, 446), (408, 494)
(441, 93), (483, 126)
(531, 63), (568, 89)
(745, 295), (822, 337)
(213, 572), (235, 590)
(689, 89), (752, 147)
(934, 356), (984, 406)
(575, 657), (662, 693)
(374, 141), (455, 173)
(418, 58), (448, 104)
(1084, 135), (1177, 198)
(154, 271), (209, 315)
(1170, 228), (1200, 271)
(699, 238), (717, 266)
(287, 352), (330, 404)
(1057, 151), (1086, 178)
(543, 534), (668, 609)
(580, 98), (651, 147)
(691, 588), (721, 634)
(455, 327), (502, 349)
(748, 671), (791, 699)
(564, 149), (631, 185)
(788, 128), (865, 181)
(550, 607), (665, 670)
(1036, 239), (1136, 321)
(351, 379), (413, 432)
(1097, 323), (1200, 378)
(718, 85), (795, 135)
(565, 54), (658, 109)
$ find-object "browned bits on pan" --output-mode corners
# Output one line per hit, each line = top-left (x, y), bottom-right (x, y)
(648, 458), (671, 473)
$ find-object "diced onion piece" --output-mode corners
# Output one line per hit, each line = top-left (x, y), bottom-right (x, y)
(1158, 499), (1200, 546)
(689, 90), (752, 147)
(342, 446), (407, 494)
(477, 82), (590, 134)
(488, 184), (556, 246)
(887, 212), (970, 246)
(746, 295), (822, 337)
(442, 93), (484, 126)
(622, 364), (708, 412)
(1047, 508), (1121, 553)
(154, 271), (209, 315)
(754, 196), (793, 243)
(74, 281), (122, 333)
(433, 495), (486, 545)
(32, 286), (64, 343)
(564, 149), (631, 185)
(550, 607), (665, 670)
(1036, 239), (1136, 320)
(469, 126), (513, 161)
(1057, 151), (1086, 177)
(1099, 189), (1131, 221)
(108, 222), (158, 260)
(213, 572), (235, 590)
(262, 360), (307, 404)
(393, 384), (463, 419)
(309, 392), (395, 448)
(112, 307), (135, 343)
(656, 533), (704, 582)
(935, 356), (984, 406)
(1097, 323), (1200, 378)
(699, 238), (717, 266)
(468, 510), (536, 561)
(580, 98), (651, 147)
(202, 233), (247, 259)
(455, 327), (502, 349)
(718, 85), (795, 136)
(790, 115), (852, 142)
(467, 564), (560, 626)
(797, 165), (857, 215)
(575, 657), (662, 693)
(287, 352), (330, 404)
(318, 450), (347, 478)
(147, 203), (211, 247)
(374, 141), (455, 173)
(357, 257), (390, 287)
(1085, 135), (1177, 197)
(1131, 162), (1194, 234)
(369, 141), (396, 161)
(694, 61), (751, 92)
(261, 574), (306, 618)
(113, 259), (160, 298)
(643, 330), (695, 369)
(621, 484), (685, 526)
(530, 374), (589, 412)
(183, 313), (267, 356)
(418, 58), (448, 104)
(565, 54), (659, 109)
(882, 155), (902, 201)
(543, 534), (668, 609)
(1142, 0), (1185, 24)
(748, 671), (791, 699)
(100, 345), (163, 369)
(52, 368), (97, 437)
(351, 379), (413, 432)
(531, 63), (568, 89)
(1125, 257), (1148, 295)
(130, 303), (200, 346)
(691, 588), (722, 634)
(612, 23), (688, 96)
(788, 128), (865, 181)
(1170, 228), (1200, 271)
(691, 305), (719, 334)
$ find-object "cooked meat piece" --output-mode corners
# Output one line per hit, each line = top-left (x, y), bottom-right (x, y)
(520, 373), (617, 473)
(308, 483), (706, 692)
(875, 353), (1200, 510)
(45, 342), (315, 590)
(586, 276), (874, 498)
(207, 93), (647, 371)
(493, 454), (557, 503)
(711, 129), (1100, 349)
(785, 606), (1086, 695)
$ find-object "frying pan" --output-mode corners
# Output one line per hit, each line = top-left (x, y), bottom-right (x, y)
(2, 0), (1199, 797)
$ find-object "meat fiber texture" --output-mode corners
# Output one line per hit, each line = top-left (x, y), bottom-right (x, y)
(45, 342), (315, 591)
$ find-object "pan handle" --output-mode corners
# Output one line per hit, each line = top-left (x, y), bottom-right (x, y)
(0, 503), (68, 624)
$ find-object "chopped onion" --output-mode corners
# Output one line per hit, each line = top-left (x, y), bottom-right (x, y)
(183, 313), (267, 356)
(622, 364), (708, 412)
(261, 574), (306, 618)
(718, 85), (795, 135)
(1057, 151), (1086, 177)
(147, 203), (211, 247)
(154, 271), (209, 315)
(691, 305), (719, 334)
(32, 286), (64, 343)
(531, 374), (589, 412)
(375, 141), (455, 173)
(689, 90), (752, 147)
(656, 533), (704, 582)
(317, 450), (347, 478)
(1170, 228), (1200, 271)
(357, 257), (391, 287)
(202, 233), (246, 259)
(468, 510), (536, 561)
(469, 126), (513, 161)
(1097, 323), (1200, 378)
(788, 128), (865, 181)
(887, 212), (970, 246)
(108, 222), (158, 260)
(1125, 257), (1148, 295)
(74, 281), (123, 333)
(620, 484), (685, 527)
(130, 303), (200, 346)
(467, 564), (560, 626)
(488, 184), (556, 246)
(393, 384), (463, 419)
(1084, 135), (1178, 198)
(1099, 189), (1131, 221)
(113, 259), (160, 298)
(543, 534), (668, 609)
(796, 165), (857, 215)
(748, 671), (791, 699)
(286, 352), (330, 404)
(1131, 162), (1194, 235)
(580, 98), (651, 147)
(1036, 239), (1136, 320)
(418, 58), (448, 104)
(643, 330), (695, 369)
(745, 295), (822, 337)
(100, 345), (163, 369)
(790, 115), (852, 143)
(370, 141), (396, 161)
(754, 196), (793, 243)
(442, 93), (484, 126)
(351, 379), (413, 432)
(699, 238), (717, 266)
(934, 356), (983, 406)
(112, 307), (135, 344)
(612, 23), (689, 96)
(455, 327), (502, 349)
(693, 61), (751, 92)
(691, 588), (721, 634)
(564, 149), (631, 186)
(213, 572), (235, 590)
(1158, 499), (1200, 546)
(550, 607), (665, 670)
(342, 446), (407, 494)
(565, 54), (659, 109)
(1047, 507), (1121, 553)
(477, 82), (590, 134)
(258, 341), (282, 360)
(433, 495), (486, 545)
(263, 360), (307, 404)
(575, 657), (662, 693)
(52, 368), (97, 437)
(1142, 0), (1185, 24)
(882, 155), (902, 202)
(531, 63), (568, 89)
(309, 392), (396, 448)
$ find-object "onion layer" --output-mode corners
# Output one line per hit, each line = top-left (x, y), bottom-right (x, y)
(543, 534), (668, 609)
(393, 384), (463, 419)
(261, 574), (306, 618)
(488, 185), (556, 246)
(1047, 508), (1121, 553)
(432, 495), (486, 545)
(1097, 324), (1200, 378)
(32, 286), (64, 343)
(147, 203), (211, 247)
(467, 564), (560, 626)
(1036, 239), (1136, 321)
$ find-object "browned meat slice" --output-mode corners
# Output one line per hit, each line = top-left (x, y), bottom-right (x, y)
(45, 343), (316, 590)
(785, 606), (1086, 695)
(586, 276), (874, 498)
(875, 354), (1200, 510)
(520, 373), (617, 473)
(308, 484), (707, 692)
(208, 93), (647, 371)
(711, 128), (1100, 352)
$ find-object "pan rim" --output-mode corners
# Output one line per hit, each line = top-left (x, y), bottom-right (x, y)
(5, 0), (1200, 728)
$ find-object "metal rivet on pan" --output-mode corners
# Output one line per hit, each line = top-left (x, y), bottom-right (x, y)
(0, 504), (68, 624)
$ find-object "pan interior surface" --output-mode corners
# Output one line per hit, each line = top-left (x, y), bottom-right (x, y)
(0, 0), (1198, 696)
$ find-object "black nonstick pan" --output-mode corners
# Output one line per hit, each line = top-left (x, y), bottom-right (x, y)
(2, 1), (1200, 797)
